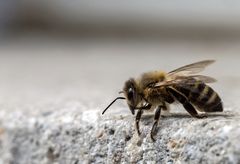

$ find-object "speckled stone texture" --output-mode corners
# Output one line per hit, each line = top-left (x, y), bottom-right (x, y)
(1, 105), (239, 164)
(0, 40), (239, 164)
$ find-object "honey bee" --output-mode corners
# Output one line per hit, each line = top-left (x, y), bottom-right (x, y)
(102, 60), (223, 141)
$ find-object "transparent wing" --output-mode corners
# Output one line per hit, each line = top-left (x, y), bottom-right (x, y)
(188, 75), (217, 83)
(151, 60), (216, 88)
(153, 75), (216, 88)
(168, 60), (215, 77)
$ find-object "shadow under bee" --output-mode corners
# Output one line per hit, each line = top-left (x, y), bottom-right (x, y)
(141, 112), (235, 119)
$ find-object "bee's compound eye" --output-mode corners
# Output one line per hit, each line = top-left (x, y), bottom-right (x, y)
(128, 88), (133, 93)
(127, 88), (134, 100)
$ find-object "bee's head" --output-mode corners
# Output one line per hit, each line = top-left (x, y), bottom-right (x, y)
(122, 78), (141, 115)
(101, 78), (140, 115)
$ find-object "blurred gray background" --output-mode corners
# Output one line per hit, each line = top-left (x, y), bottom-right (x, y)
(0, 0), (239, 113)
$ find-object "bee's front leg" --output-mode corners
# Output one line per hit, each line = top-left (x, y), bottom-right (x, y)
(135, 109), (143, 136)
(150, 103), (166, 141)
(135, 103), (152, 137)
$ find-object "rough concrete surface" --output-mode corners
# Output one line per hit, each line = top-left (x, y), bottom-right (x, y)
(0, 40), (240, 164)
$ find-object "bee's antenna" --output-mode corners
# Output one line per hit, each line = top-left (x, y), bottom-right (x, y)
(102, 97), (126, 115)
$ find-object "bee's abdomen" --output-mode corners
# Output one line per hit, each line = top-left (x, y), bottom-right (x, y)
(174, 81), (223, 112)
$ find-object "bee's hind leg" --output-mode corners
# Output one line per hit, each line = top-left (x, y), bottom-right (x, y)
(167, 87), (207, 119)
(150, 104), (165, 141)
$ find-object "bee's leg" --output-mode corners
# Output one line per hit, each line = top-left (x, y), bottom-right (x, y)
(135, 109), (143, 136)
(167, 87), (206, 118)
(135, 103), (152, 136)
(150, 104), (164, 141)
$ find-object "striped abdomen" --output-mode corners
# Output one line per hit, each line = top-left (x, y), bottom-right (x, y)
(174, 80), (223, 112)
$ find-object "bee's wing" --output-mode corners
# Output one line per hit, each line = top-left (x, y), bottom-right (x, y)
(153, 60), (216, 88)
(154, 75), (216, 88)
(187, 75), (217, 83)
(168, 60), (215, 77)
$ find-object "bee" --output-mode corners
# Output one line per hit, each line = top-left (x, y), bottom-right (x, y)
(102, 60), (223, 141)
